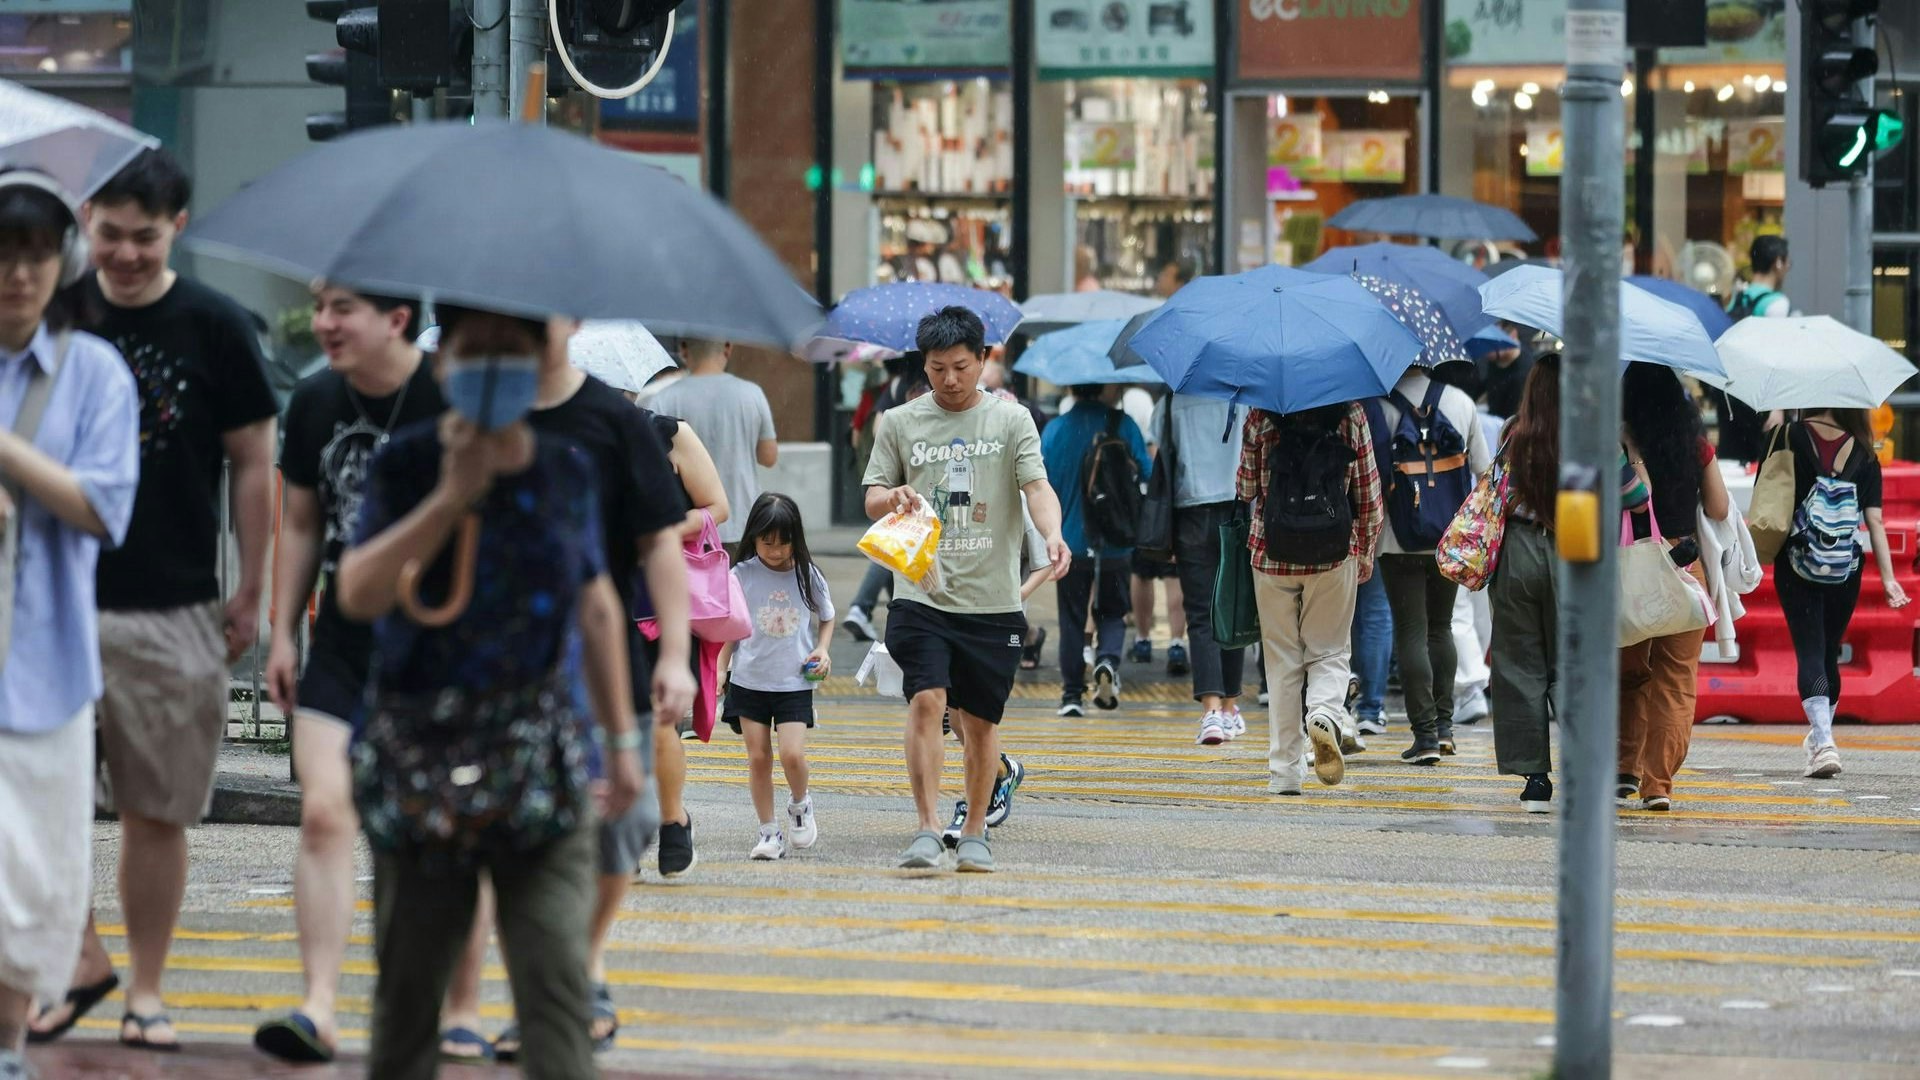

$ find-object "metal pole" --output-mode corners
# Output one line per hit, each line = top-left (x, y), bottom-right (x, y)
(1010, 0), (1033, 300)
(471, 0), (509, 121)
(707, 0), (730, 199)
(1556, 1), (1626, 1076)
(1632, 47), (1656, 274)
(508, 0), (547, 123)
(1845, 15), (1876, 334)
(813, 0), (835, 444)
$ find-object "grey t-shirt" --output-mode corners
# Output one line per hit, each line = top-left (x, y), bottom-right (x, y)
(728, 557), (835, 693)
(647, 372), (776, 543)
(862, 392), (1047, 615)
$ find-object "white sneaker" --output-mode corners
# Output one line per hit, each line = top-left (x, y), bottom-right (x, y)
(1356, 717), (1387, 737)
(1196, 711), (1226, 746)
(1305, 709), (1346, 787)
(750, 823), (787, 861)
(1223, 706), (1246, 740)
(1805, 734), (1842, 779)
(787, 798), (818, 849)
(842, 606), (878, 643)
(1268, 771), (1303, 796)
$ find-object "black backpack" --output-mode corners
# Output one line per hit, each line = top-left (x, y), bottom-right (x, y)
(1726, 287), (1781, 322)
(1377, 381), (1471, 550)
(1082, 409), (1143, 550)
(1261, 408), (1356, 566)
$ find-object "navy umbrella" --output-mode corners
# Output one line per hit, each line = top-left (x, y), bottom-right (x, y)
(1627, 275), (1735, 340)
(1303, 242), (1490, 338)
(811, 282), (1023, 356)
(185, 122), (821, 349)
(1354, 275), (1468, 369)
(1329, 195), (1538, 243)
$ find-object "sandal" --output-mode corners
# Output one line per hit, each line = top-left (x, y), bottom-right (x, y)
(1019, 626), (1047, 670)
(439, 1025), (495, 1064)
(254, 1011), (334, 1063)
(119, 1011), (181, 1052)
(492, 1024), (522, 1064)
(26, 973), (119, 1045)
(591, 983), (619, 1052)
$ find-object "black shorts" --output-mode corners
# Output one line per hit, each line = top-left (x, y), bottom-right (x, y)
(723, 684), (816, 732)
(884, 599), (1026, 725)
(1131, 551), (1178, 578)
(297, 644), (370, 733)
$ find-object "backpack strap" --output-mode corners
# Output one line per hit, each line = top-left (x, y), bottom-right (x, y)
(3, 330), (70, 510)
(1420, 378), (1447, 413)
(1359, 398), (1392, 486)
(1104, 407), (1123, 439)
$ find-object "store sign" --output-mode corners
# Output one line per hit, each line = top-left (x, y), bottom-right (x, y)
(1238, 0), (1424, 83)
(1333, 129), (1407, 183)
(1443, 0), (1783, 66)
(841, 0), (1011, 75)
(1036, 0), (1214, 79)
(1524, 121), (1563, 176)
(1725, 117), (1784, 175)
(1071, 121), (1139, 169)
(0, 1), (133, 11)
(1269, 115), (1324, 169)
(599, 9), (699, 130)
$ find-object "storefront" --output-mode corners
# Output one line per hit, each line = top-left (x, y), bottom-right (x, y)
(0, 0), (134, 118)
(1220, 0), (1430, 270)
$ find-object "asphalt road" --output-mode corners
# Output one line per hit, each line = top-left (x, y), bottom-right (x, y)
(24, 553), (1920, 1079)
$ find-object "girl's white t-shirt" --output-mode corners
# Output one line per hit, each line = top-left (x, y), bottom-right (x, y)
(729, 557), (836, 693)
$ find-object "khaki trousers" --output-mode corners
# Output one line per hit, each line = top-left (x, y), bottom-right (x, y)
(1254, 561), (1359, 784)
(1618, 561), (1708, 800)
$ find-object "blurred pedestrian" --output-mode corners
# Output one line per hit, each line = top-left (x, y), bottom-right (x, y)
(1709, 236), (1792, 463)
(36, 149), (278, 1053)
(1154, 257), (1197, 299)
(0, 169), (139, 1073)
(843, 358), (921, 644)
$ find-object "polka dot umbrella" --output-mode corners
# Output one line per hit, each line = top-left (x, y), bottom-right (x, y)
(804, 282), (1024, 361)
(1354, 275), (1468, 369)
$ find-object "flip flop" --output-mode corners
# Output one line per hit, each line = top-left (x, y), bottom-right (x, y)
(1019, 626), (1047, 670)
(492, 1024), (522, 1064)
(591, 983), (619, 1053)
(25, 973), (119, 1045)
(119, 1011), (182, 1052)
(254, 1011), (334, 1064)
(439, 1025), (495, 1064)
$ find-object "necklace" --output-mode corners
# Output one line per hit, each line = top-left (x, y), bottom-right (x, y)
(345, 372), (412, 448)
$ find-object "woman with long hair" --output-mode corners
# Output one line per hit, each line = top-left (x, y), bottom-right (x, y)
(1774, 407), (1909, 779)
(1617, 363), (1730, 810)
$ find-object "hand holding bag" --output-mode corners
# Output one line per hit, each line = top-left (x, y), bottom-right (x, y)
(1211, 511), (1262, 651)
(687, 515), (752, 643)
(1435, 457), (1510, 592)
(1747, 424), (1796, 565)
(1617, 509), (1716, 648)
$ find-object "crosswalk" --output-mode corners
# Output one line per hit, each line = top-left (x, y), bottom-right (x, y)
(50, 695), (1920, 1078)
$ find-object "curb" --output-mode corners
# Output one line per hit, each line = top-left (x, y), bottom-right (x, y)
(96, 771), (302, 828)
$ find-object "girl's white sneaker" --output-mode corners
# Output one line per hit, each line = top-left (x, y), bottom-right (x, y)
(750, 824), (788, 860)
(787, 798), (818, 849)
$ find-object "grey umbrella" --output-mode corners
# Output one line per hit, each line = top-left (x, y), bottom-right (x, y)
(184, 122), (821, 349)
(1329, 195), (1538, 243)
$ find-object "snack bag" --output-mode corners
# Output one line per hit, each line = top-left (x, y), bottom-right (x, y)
(858, 495), (942, 593)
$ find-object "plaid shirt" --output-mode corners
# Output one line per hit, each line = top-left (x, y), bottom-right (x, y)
(1236, 403), (1383, 578)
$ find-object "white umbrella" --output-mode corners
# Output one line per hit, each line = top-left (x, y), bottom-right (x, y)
(1717, 316), (1915, 410)
(418, 320), (676, 394)
(0, 79), (157, 198)
(1017, 290), (1162, 336)
(1477, 265), (1727, 383)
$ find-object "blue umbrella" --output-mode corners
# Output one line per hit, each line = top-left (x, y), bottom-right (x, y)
(1354, 274), (1469, 369)
(1478, 265), (1728, 383)
(1018, 290), (1162, 336)
(1627, 275), (1735, 340)
(1126, 266), (1426, 415)
(1464, 322), (1520, 359)
(817, 282), (1024, 353)
(1303, 242), (1491, 338)
(1329, 194), (1538, 243)
(1013, 319), (1165, 387)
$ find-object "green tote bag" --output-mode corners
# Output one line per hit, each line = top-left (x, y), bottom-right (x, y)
(1212, 513), (1262, 651)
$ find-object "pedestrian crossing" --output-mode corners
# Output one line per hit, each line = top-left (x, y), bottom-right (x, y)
(45, 695), (1920, 1078)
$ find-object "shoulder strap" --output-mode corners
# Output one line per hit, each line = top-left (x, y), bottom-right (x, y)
(1387, 389), (1420, 419)
(1104, 407), (1123, 439)
(1359, 398), (1392, 482)
(1421, 378), (1447, 412)
(3, 330), (70, 510)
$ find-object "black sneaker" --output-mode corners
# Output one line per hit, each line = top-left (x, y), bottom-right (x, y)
(941, 708), (951, 737)
(658, 816), (697, 878)
(1616, 774), (1639, 807)
(941, 800), (969, 848)
(985, 754), (1024, 827)
(1166, 643), (1190, 677)
(1521, 774), (1554, 813)
(1128, 639), (1152, 664)
(1057, 696), (1085, 718)
(1437, 721), (1456, 756)
(1092, 659), (1121, 710)
(1400, 738), (1443, 766)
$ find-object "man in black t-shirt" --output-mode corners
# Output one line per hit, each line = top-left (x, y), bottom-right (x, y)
(32, 150), (279, 1051)
(249, 284), (443, 1064)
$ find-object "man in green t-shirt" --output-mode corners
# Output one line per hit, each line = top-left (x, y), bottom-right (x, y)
(863, 307), (1070, 873)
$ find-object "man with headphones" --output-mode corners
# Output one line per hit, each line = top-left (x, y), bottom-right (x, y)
(0, 168), (141, 1075)
(24, 149), (278, 1053)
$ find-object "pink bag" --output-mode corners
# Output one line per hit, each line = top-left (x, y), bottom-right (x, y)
(683, 511), (734, 626)
(693, 570), (752, 644)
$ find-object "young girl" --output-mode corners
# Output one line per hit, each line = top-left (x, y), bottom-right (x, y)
(720, 493), (835, 860)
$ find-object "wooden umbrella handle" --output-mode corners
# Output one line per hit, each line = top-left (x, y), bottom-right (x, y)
(398, 514), (480, 628)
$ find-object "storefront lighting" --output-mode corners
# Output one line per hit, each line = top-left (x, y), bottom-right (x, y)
(1755, 75), (1773, 93)
(1522, 82), (1541, 96)
(1716, 84), (1735, 102)
(1621, 79), (1633, 97)
(1514, 91), (1535, 111)
(1775, 81), (1787, 93)
(1684, 80), (1696, 93)
(36, 57), (57, 73)
(1742, 74), (1755, 88)
(1519, 143), (1530, 157)
(1472, 86), (1491, 107)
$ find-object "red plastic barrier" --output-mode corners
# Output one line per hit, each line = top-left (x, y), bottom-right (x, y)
(1696, 462), (1920, 724)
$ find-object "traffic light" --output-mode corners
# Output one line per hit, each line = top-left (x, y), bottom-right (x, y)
(1799, 0), (1905, 186)
(550, 0), (685, 98)
(305, 0), (392, 141)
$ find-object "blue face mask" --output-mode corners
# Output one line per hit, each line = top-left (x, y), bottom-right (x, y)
(445, 356), (540, 431)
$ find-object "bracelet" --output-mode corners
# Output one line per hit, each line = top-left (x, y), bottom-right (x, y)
(608, 728), (643, 752)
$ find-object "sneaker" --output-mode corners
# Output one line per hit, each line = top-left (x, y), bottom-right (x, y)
(941, 800), (969, 848)
(1338, 723), (1364, 755)
(899, 830), (946, 869)
(1356, 717), (1387, 737)
(1615, 775), (1639, 807)
(1640, 795), (1672, 812)
(984, 754), (1024, 827)
(1257, 688), (1271, 706)
(1400, 737), (1442, 766)
(1344, 676), (1360, 713)
(842, 606), (877, 643)
(1166, 643), (1190, 677)
(750, 823), (787, 861)
(1520, 774), (1554, 813)
(1305, 710), (1345, 786)
(1437, 735), (1456, 756)
(942, 707), (952, 737)
(658, 816), (697, 878)
(1805, 734), (1842, 779)
(954, 834), (995, 873)
(1195, 711), (1227, 746)
(1224, 705), (1247, 740)
(1092, 659), (1121, 710)
(787, 798), (817, 849)
(1058, 696), (1085, 718)
(1129, 639), (1152, 664)
(1268, 772), (1303, 796)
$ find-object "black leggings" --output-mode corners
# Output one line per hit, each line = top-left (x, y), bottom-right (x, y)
(1773, 563), (1863, 702)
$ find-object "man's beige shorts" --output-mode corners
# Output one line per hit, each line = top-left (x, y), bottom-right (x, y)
(96, 601), (228, 826)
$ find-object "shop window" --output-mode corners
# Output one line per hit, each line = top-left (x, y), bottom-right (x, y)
(1066, 77), (1214, 292)
(1263, 93), (1421, 267)
(870, 79), (1016, 289)
(0, 9), (132, 78)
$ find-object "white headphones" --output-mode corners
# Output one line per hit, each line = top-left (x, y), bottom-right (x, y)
(0, 170), (91, 288)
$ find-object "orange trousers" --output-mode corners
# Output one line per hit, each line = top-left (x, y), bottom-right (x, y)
(1617, 561), (1708, 801)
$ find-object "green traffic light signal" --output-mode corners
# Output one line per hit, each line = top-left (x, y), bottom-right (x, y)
(1820, 108), (1905, 174)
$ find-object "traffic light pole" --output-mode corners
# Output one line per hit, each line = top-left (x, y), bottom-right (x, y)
(1556, 0), (1625, 1076)
(1846, 15), (1875, 334)
(509, 0), (547, 122)
(472, 0), (509, 120)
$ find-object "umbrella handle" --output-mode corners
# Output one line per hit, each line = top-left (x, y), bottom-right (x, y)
(398, 514), (480, 628)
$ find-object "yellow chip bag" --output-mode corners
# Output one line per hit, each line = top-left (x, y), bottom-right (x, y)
(858, 495), (942, 592)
